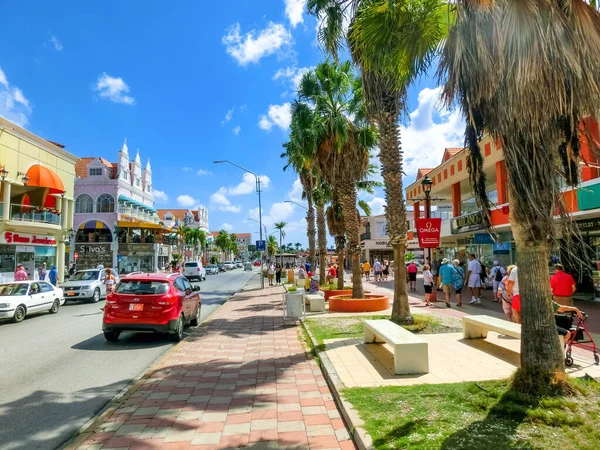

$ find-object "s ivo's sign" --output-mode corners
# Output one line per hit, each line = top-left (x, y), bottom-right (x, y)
(76, 244), (110, 254)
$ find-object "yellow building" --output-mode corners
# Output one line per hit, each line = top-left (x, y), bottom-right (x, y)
(0, 117), (77, 282)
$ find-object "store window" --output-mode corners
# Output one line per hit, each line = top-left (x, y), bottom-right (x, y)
(75, 194), (94, 214)
(89, 168), (103, 176)
(0, 245), (16, 276)
(460, 197), (478, 215)
(97, 194), (115, 213)
(118, 255), (153, 274)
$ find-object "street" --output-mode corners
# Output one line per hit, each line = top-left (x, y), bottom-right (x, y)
(0, 269), (256, 450)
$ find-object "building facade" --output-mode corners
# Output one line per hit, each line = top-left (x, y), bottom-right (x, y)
(156, 207), (209, 232)
(0, 117), (77, 282)
(72, 140), (169, 273)
(359, 212), (422, 264)
(406, 118), (600, 293)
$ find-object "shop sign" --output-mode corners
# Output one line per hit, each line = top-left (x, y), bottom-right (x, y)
(76, 243), (111, 254)
(451, 211), (488, 234)
(15, 245), (35, 253)
(578, 217), (600, 232)
(367, 240), (392, 249)
(474, 233), (495, 244)
(0, 232), (56, 246)
(493, 243), (511, 254)
(119, 243), (154, 256)
(416, 218), (442, 248)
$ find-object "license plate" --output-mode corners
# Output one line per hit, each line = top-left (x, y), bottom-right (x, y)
(67, 291), (75, 296)
(129, 304), (144, 311)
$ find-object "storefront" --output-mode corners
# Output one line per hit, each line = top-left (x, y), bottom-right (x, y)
(0, 231), (58, 282)
(117, 243), (154, 274)
(157, 244), (170, 270)
(74, 242), (114, 270)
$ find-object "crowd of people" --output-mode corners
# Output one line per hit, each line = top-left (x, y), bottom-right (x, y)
(361, 259), (391, 282)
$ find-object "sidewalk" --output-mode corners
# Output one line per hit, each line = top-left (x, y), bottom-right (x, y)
(70, 278), (354, 450)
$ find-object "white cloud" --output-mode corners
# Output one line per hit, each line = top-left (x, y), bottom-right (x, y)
(94, 73), (135, 105)
(222, 107), (234, 124)
(182, 167), (193, 172)
(220, 222), (233, 231)
(177, 195), (196, 207)
(221, 205), (242, 213)
(222, 22), (293, 65)
(197, 169), (212, 176)
(285, 217), (307, 233)
(284, 0), (305, 28)
(210, 188), (242, 213)
(249, 201), (295, 228)
(227, 172), (271, 195)
(233, 125), (241, 136)
(0, 67), (32, 127)
(49, 34), (63, 51)
(258, 102), (291, 131)
(273, 66), (311, 96)
(288, 178), (304, 203)
(368, 197), (387, 216)
(153, 190), (168, 202)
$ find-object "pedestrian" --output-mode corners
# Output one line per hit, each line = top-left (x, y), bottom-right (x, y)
(104, 268), (116, 294)
(305, 261), (311, 273)
(422, 264), (434, 307)
(439, 258), (456, 308)
(498, 265), (516, 321)
(49, 265), (59, 286)
(480, 262), (488, 290)
(552, 301), (583, 344)
(490, 261), (506, 301)
(68, 261), (76, 277)
(363, 260), (371, 281)
(298, 266), (306, 279)
(374, 260), (382, 281)
(431, 258), (439, 278)
(14, 264), (28, 281)
(267, 263), (275, 286)
(452, 259), (465, 306)
(550, 263), (576, 306)
(506, 265), (520, 323)
(38, 262), (47, 281)
(382, 260), (389, 281)
(467, 254), (482, 304)
(407, 261), (418, 291)
(275, 263), (282, 284)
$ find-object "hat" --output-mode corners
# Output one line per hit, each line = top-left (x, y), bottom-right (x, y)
(441, 258), (449, 264)
(17, 264), (23, 268)
(493, 261), (499, 265)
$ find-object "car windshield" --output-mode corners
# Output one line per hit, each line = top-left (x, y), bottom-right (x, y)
(207, 265), (217, 269)
(115, 280), (169, 295)
(184, 263), (198, 267)
(69, 271), (100, 281)
(0, 283), (30, 296)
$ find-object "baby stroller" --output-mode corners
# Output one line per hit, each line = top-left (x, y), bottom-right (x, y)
(556, 311), (599, 367)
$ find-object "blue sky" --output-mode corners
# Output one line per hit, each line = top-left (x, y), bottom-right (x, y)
(0, 0), (464, 247)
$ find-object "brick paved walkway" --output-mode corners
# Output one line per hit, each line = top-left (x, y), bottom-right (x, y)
(72, 282), (354, 450)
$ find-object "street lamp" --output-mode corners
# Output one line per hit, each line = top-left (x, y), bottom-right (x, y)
(247, 218), (267, 240)
(283, 200), (308, 210)
(214, 160), (265, 289)
(421, 175), (434, 265)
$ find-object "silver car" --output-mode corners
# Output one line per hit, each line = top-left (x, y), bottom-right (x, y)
(61, 268), (120, 303)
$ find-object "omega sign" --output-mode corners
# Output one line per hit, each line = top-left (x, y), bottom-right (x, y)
(1, 232), (56, 246)
(416, 218), (442, 248)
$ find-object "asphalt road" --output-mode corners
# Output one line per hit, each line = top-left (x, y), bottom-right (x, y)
(0, 269), (256, 450)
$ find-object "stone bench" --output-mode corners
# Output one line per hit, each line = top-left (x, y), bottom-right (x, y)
(364, 319), (429, 375)
(463, 314), (521, 340)
(304, 294), (326, 312)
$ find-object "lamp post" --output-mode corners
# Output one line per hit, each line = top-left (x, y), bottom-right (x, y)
(247, 218), (267, 242)
(421, 175), (434, 266)
(283, 200), (308, 210)
(214, 160), (264, 289)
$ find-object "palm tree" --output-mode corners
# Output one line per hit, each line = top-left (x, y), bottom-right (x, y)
(177, 226), (192, 260)
(274, 222), (287, 266)
(439, 0), (600, 390)
(313, 183), (329, 283)
(267, 235), (278, 258)
(229, 233), (239, 260)
(295, 242), (302, 252)
(298, 61), (377, 298)
(214, 230), (231, 262)
(308, 0), (449, 322)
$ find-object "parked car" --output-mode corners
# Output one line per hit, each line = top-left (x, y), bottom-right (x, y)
(0, 281), (64, 323)
(205, 264), (219, 275)
(253, 260), (261, 267)
(217, 263), (226, 272)
(244, 262), (253, 271)
(183, 261), (206, 282)
(61, 268), (120, 303)
(224, 261), (235, 270)
(235, 261), (243, 268)
(102, 273), (201, 342)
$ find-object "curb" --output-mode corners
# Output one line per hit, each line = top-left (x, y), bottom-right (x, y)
(301, 320), (374, 450)
(60, 273), (259, 450)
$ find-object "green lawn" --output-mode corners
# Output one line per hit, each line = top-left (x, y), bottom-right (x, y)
(304, 314), (462, 348)
(343, 378), (600, 450)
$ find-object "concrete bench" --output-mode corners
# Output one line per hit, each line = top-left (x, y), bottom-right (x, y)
(463, 314), (521, 339)
(364, 319), (429, 375)
(305, 294), (326, 312)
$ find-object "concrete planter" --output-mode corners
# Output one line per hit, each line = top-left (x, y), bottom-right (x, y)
(322, 289), (352, 301)
(329, 294), (390, 313)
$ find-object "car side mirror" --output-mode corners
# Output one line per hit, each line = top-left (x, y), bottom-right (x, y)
(193, 286), (200, 292)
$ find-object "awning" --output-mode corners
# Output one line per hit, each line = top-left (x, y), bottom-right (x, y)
(26, 164), (65, 193)
(118, 220), (163, 229)
(79, 220), (109, 230)
(118, 194), (156, 212)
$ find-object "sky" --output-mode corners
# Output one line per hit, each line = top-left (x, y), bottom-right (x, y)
(0, 0), (464, 247)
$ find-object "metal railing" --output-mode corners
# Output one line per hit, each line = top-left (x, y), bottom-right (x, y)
(360, 232), (371, 241)
(10, 203), (60, 225)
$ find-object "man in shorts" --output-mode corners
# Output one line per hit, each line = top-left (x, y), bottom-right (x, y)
(363, 261), (371, 281)
(373, 260), (382, 281)
(467, 254), (482, 305)
(553, 300), (583, 344)
(438, 258), (456, 308)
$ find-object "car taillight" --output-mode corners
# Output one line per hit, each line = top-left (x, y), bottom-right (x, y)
(197, 268), (201, 271)
(106, 293), (118, 305)
(156, 294), (175, 306)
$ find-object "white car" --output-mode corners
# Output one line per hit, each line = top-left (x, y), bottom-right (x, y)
(61, 268), (120, 303)
(183, 261), (206, 281)
(224, 261), (236, 270)
(205, 264), (219, 275)
(0, 281), (64, 323)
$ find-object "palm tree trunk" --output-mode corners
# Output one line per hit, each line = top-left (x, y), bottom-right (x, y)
(307, 196), (316, 270)
(316, 201), (327, 282)
(377, 101), (413, 324)
(335, 235), (346, 290)
(339, 180), (364, 298)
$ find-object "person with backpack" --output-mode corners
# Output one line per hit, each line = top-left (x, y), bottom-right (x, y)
(490, 261), (507, 301)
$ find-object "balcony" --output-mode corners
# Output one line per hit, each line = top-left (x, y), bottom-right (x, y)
(9, 203), (61, 225)
(360, 232), (371, 241)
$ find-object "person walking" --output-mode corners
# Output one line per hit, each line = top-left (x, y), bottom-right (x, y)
(422, 264), (434, 307)
(38, 263), (47, 281)
(48, 265), (59, 286)
(506, 265), (521, 323)
(362, 260), (371, 281)
(439, 258), (456, 308)
(490, 261), (506, 301)
(550, 263), (576, 306)
(267, 263), (275, 286)
(467, 254), (482, 304)
(68, 261), (76, 277)
(452, 259), (465, 306)
(480, 262), (488, 290)
(407, 261), (418, 291)
(14, 264), (28, 281)
(373, 260), (382, 281)
(382, 260), (389, 281)
(275, 263), (282, 285)
(498, 265), (516, 321)
(104, 268), (116, 294)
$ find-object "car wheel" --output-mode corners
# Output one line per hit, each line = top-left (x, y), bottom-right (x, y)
(13, 305), (26, 323)
(49, 299), (60, 314)
(104, 331), (120, 342)
(169, 314), (184, 342)
(91, 288), (100, 303)
(190, 303), (201, 326)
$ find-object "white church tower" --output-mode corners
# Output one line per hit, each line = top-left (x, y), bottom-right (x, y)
(142, 158), (152, 195)
(118, 139), (130, 182)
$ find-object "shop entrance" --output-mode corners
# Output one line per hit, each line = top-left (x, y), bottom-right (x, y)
(16, 246), (35, 280)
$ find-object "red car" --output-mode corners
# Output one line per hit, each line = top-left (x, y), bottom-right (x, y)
(102, 273), (201, 342)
